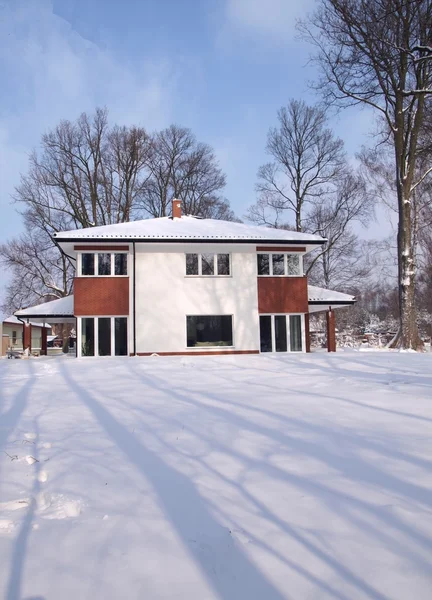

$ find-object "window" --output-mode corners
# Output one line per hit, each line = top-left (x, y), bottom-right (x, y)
(257, 253), (301, 276)
(272, 254), (285, 275)
(79, 316), (128, 357)
(287, 254), (300, 276)
(82, 254), (95, 276)
(187, 316), (233, 347)
(201, 253), (215, 276)
(186, 254), (199, 275)
(217, 254), (230, 275)
(98, 253), (111, 276)
(257, 254), (270, 276)
(80, 253), (128, 276)
(185, 254), (231, 276)
(115, 254), (128, 276)
(12, 331), (17, 344)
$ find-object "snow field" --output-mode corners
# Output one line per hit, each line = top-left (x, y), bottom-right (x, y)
(0, 352), (431, 599)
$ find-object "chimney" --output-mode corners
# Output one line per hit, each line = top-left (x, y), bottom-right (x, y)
(172, 198), (182, 219)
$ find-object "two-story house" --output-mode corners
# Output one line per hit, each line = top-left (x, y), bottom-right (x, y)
(15, 200), (355, 357)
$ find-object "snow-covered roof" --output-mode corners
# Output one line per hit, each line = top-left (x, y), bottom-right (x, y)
(4, 315), (52, 329)
(308, 285), (355, 304)
(54, 216), (326, 244)
(14, 296), (74, 318)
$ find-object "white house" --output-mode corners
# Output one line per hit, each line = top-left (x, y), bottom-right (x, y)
(15, 200), (355, 357)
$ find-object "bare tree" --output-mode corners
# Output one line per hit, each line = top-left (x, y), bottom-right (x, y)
(15, 108), (152, 230)
(305, 175), (372, 288)
(140, 125), (229, 219)
(0, 226), (73, 313)
(248, 100), (346, 232)
(300, 0), (432, 348)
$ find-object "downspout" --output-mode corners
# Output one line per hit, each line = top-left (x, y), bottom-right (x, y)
(53, 236), (76, 265)
(133, 241), (136, 356)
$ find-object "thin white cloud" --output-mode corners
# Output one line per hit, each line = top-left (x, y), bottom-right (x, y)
(223, 0), (314, 41)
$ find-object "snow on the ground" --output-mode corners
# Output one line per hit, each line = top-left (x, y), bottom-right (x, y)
(0, 352), (431, 600)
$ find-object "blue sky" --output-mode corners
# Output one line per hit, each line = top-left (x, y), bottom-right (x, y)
(0, 0), (387, 301)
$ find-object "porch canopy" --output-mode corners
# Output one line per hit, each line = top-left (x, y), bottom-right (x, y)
(14, 296), (75, 355)
(307, 286), (356, 352)
(308, 285), (356, 313)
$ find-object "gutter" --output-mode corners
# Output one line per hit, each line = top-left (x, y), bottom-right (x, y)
(14, 313), (73, 319)
(53, 236), (76, 264)
(308, 300), (356, 306)
(53, 237), (327, 246)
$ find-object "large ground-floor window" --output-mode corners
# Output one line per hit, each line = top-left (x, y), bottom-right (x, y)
(187, 315), (233, 348)
(79, 317), (128, 357)
(259, 314), (304, 353)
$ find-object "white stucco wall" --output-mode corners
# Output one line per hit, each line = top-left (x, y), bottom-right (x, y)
(134, 243), (260, 353)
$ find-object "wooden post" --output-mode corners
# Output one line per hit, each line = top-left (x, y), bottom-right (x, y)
(41, 326), (48, 356)
(326, 309), (336, 352)
(304, 313), (311, 353)
(23, 322), (32, 353)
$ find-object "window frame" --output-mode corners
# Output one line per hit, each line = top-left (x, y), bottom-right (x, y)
(185, 314), (235, 349)
(257, 253), (302, 277)
(78, 252), (129, 278)
(78, 316), (129, 357)
(185, 253), (232, 277)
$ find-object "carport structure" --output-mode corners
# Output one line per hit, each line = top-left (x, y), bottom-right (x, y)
(14, 296), (76, 356)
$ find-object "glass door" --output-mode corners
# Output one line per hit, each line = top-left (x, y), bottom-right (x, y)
(274, 316), (288, 352)
(259, 315), (303, 353)
(259, 316), (273, 352)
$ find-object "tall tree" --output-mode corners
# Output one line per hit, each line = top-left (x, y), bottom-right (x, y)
(305, 174), (372, 289)
(140, 125), (230, 219)
(249, 100), (346, 232)
(15, 108), (152, 230)
(300, 0), (432, 349)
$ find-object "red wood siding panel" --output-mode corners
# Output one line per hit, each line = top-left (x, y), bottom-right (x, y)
(74, 277), (129, 316)
(256, 246), (306, 252)
(258, 277), (308, 314)
(74, 245), (129, 251)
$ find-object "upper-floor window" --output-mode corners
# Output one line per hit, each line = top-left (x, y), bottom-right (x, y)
(80, 253), (128, 277)
(186, 253), (231, 276)
(257, 253), (301, 277)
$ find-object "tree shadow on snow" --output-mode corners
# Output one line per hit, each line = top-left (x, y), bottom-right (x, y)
(127, 364), (432, 599)
(59, 363), (287, 600)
